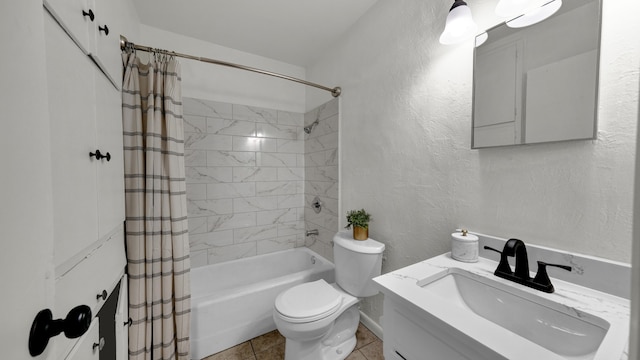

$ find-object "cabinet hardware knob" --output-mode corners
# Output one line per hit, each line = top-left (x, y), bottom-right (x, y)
(99, 25), (109, 36)
(125, 318), (133, 327)
(96, 289), (108, 301)
(93, 337), (105, 352)
(28, 305), (92, 356)
(89, 150), (111, 161)
(82, 9), (94, 22)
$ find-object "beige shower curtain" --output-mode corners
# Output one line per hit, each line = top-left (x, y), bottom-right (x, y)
(122, 50), (191, 360)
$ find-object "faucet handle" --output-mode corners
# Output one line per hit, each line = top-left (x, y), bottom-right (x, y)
(532, 261), (572, 293)
(483, 246), (513, 275)
(483, 246), (502, 255)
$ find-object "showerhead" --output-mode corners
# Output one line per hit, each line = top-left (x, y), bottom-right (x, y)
(303, 119), (319, 134)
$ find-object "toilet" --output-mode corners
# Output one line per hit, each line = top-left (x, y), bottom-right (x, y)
(273, 231), (385, 360)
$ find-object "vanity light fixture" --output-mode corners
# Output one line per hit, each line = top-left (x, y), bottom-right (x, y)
(495, 0), (532, 18)
(506, 0), (562, 28)
(475, 32), (489, 47)
(439, 0), (478, 45)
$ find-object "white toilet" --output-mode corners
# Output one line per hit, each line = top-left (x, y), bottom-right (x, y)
(273, 231), (385, 360)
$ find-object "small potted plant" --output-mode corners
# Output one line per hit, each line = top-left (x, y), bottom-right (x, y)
(345, 209), (372, 240)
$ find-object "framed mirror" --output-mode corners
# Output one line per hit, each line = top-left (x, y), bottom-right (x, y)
(472, 0), (602, 149)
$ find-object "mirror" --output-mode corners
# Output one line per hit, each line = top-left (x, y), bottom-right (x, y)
(472, 0), (602, 149)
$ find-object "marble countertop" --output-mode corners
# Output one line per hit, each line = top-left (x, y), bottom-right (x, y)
(373, 253), (630, 360)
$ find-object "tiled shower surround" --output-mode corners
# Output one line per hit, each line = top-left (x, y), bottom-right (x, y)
(184, 97), (339, 266)
(304, 99), (340, 261)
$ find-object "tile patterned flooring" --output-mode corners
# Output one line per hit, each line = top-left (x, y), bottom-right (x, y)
(203, 322), (384, 360)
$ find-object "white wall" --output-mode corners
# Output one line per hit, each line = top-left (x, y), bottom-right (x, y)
(631, 90), (640, 360)
(306, 0), (640, 324)
(138, 25), (307, 113)
(0, 1), (55, 358)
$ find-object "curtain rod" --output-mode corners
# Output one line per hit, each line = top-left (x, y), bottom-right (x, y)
(120, 35), (341, 97)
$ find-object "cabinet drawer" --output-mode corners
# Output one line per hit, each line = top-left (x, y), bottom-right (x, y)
(54, 227), (125, 359)
(55, 228), (126, 341)
(44, 0), (93, 55)
(65, 318), (101, 360)
(115, 276), (129, 360)
(44, 0), (122, 89)
(56, 228), (126, 317)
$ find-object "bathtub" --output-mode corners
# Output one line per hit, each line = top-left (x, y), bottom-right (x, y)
(190, 247), (335, 359)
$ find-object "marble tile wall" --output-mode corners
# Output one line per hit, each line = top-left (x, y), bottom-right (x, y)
(304, 98), (340, 261)
(184, 97), (306, 267)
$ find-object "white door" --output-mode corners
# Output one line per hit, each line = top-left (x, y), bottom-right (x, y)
(43, 10), (127, 360)
(0, 3), (125, 358)
(0, 1), (56, 359)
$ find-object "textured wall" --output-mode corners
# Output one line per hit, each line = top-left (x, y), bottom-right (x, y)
(306, 0), (640, 325)
(304, 99), (340, 260)
(183, 97), (306, 267)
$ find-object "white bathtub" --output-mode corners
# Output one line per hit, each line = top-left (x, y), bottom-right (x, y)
(190, 247), (335, 359)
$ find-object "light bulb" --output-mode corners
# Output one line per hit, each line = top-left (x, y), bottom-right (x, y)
(506, 0), (562, 28)
(495, 0), (532, 18)
(439, 1), (478, 45)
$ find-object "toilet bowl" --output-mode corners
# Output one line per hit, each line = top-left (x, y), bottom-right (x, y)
(273, 231), (385, 360)
(274, 280), (360, 359)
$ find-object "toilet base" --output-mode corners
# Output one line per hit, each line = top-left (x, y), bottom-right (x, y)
(283, 305), (360, 360)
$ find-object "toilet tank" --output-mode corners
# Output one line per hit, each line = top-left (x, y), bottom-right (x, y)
(333, 231), (385, 297)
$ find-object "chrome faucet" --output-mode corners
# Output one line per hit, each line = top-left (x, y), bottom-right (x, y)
(484, 239), (571, 293)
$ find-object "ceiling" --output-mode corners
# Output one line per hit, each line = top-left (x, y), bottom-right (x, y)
(132, 0), (379, 67)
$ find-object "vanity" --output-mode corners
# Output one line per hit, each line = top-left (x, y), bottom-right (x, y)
(373, 232), (630, 360)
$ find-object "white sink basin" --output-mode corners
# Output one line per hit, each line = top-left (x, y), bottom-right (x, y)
(418, 268), (609, 360)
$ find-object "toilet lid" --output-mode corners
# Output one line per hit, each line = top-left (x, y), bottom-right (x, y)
(275, 280), (342, 323)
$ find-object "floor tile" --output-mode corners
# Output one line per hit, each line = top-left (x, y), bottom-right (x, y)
(204, 322), (383, 360)
(355, 323), (378, 350)
(359, 340), (384, 360)
(203, 341), (254, 360)
(254, 341), (285, 360)
(250, 330), (285, 353)
(345, 349), (368, 360)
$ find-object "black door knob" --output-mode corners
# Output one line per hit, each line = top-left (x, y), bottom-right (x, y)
(28, 305), (92, 356)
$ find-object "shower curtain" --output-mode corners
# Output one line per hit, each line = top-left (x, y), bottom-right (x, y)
(122, 50), (191, 360)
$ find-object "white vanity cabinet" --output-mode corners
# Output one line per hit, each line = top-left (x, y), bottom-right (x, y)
(382, 298), (502, 360)
(44, 0), (123, 88)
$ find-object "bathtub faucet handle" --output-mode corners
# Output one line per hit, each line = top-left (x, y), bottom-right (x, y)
(311, 196), (323, 214)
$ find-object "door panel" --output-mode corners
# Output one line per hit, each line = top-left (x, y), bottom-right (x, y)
(95, 69), (125, 240)
(45, 12), (99, 269)
(65, 318), (101, 360)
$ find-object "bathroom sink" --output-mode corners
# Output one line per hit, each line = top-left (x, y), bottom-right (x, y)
(417, 268), (609, 360)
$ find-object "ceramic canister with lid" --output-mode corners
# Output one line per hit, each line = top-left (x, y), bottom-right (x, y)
(451, 229), (479, 262)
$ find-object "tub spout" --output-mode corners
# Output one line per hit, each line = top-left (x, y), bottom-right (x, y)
(306, 229), (319, 236)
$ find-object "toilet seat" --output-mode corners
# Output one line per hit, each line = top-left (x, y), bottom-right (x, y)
(275, 280), (343, 323)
